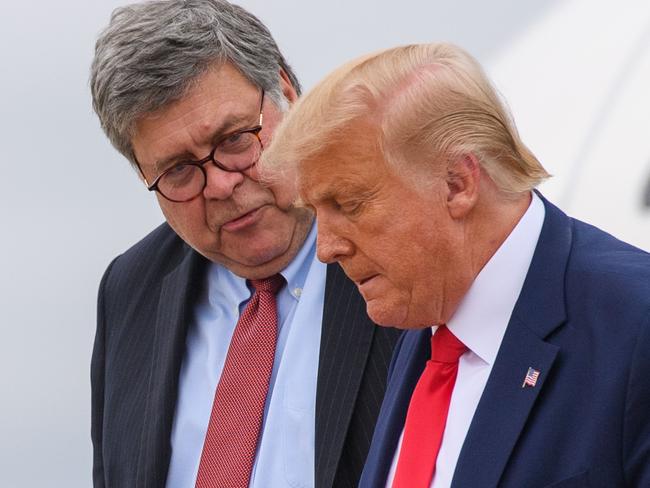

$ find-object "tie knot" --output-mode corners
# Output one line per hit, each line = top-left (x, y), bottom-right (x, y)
(250, 274), (285, 294)
(430, 325), (467, 363)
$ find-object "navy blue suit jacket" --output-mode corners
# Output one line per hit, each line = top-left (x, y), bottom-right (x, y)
(361, 197), (650, 488)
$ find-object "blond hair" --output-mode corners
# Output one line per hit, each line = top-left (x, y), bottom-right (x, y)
(261, 43), (549, 195)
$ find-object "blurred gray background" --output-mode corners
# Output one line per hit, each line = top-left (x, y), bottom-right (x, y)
(1, 0), (648, 486)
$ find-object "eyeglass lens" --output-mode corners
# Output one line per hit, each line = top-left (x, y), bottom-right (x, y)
(157, 131), (262, 202)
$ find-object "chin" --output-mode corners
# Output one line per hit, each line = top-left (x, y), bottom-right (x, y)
(365, 300), (408, 329)
(220, 257), (288, 281)
(366, 301), (435, 330)
(224, 236), (290, 264)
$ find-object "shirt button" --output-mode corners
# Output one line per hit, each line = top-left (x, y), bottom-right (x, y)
(293, 287), (302, 298)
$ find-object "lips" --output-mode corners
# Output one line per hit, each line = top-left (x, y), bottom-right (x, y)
(221, 205), (266, 232)
(354, 274), (382, 299)
(358, 274), (378, 286)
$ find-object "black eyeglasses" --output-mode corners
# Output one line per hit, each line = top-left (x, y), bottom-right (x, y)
(138, 90), (265, 203)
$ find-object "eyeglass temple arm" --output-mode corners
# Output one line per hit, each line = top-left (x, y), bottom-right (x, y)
(258, 89), (265, 126)
(133, 158), (151, 188)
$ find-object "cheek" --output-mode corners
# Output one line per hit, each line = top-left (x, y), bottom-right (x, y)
(377, 234), (446, 317)
(158, 198), (208, 241)
(367, 232), (423, 281)
(157, 198), (177, 226)
(269, 178), (298, 210)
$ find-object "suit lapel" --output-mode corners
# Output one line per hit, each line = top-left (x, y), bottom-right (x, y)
(315, 264), (378, 488)
(137, 246), (206, 488)
(359, 328), (431, 488)
(452, 195), (572, 488)
(451, 319), (559, 487)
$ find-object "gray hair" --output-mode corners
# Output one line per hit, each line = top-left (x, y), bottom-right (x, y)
(90, 0), (301, 166)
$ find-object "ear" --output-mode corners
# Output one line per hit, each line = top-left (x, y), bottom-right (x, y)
(446, 153), (480, 219)
(279, 68), (299, 104)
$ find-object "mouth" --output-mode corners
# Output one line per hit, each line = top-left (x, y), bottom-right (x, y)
(221, 205), (266, 232)
(357, 274), (379, 287)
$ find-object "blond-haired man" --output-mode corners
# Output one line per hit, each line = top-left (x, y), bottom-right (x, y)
(262, 43), (650, 487)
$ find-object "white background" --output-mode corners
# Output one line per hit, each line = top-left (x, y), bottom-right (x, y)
(1, 1), (648, 486)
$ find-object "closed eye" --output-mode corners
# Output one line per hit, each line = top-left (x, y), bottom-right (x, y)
(343, 200), (361, 211)
(336, 199), (364, 216)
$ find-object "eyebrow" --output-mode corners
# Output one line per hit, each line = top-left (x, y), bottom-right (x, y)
(307, 179), (374, 205)
(153, 112), (252, 173)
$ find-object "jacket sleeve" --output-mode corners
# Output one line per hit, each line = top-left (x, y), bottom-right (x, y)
(91, 257), (119, 488)
(623, 309), (650, 486)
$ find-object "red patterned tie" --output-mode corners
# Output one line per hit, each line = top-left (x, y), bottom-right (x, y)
(195, 274), (285, 488)
(392, 325), (468, 488)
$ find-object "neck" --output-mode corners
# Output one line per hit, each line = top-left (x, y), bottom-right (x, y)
(440, 189), (532, 323)
(472, 190), (532, 275)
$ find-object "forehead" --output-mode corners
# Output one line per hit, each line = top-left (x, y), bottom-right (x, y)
(132, 62), (259, 166)
(298, 129), (388, 202)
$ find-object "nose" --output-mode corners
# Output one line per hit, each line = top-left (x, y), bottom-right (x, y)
(316, 219), (354, 264)
(202, 162), (246, 200)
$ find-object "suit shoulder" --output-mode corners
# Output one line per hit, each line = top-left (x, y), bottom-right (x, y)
(565, 218), (650, 319)
(568, 218), (650, 282)
(100, 223), (194, 299)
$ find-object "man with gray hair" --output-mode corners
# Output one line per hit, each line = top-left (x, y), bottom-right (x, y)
(89, 1), (398, 487)
(262, 43), (650, 487)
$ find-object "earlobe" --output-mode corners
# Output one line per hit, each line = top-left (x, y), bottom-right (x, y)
(279, 68), (299, 104)
(446, 154), (480, 219)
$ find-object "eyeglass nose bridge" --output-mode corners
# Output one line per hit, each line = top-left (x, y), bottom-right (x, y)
(208, 129), (264, 175)
(200, 156), (242, 192)
(199, 159), (246, 199)
(199, 140), (262, 196)
(203, 152), (229, 173)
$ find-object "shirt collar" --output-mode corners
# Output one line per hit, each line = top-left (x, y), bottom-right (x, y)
(443, 192), (545, 365)
(278, 221), (317, 302)
(207, 221), (317, 306)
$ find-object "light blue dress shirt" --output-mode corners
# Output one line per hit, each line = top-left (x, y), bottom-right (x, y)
(166, 224), (325, 488)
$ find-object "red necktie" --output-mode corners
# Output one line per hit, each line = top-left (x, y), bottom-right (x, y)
(392, 325), (468, 488)
(195, 274), (285, 488)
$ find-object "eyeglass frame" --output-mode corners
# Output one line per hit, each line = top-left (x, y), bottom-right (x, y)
(134, 90), (266, 203)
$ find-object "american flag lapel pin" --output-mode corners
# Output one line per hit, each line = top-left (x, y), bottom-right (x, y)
(522, 367), (540, 388)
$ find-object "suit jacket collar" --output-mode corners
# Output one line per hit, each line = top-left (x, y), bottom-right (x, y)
(137, 243), (206, 488)
(451, 194), (570, 487)
(315, 263), (380, 488)
(359, 328), (432, 487)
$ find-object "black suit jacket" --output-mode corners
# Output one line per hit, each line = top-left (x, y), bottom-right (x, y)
(91, 223), (399, 488)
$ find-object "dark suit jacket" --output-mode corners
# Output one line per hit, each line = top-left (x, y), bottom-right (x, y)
(91, 223), (399, 488)
(361, 197), (650, 488)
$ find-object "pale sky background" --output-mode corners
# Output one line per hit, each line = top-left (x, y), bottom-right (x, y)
(1, 1), (649, 486)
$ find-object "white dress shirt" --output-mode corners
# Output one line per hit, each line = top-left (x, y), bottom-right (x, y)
(166, 224), (326, 488)
(386, 192), (545, 488)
